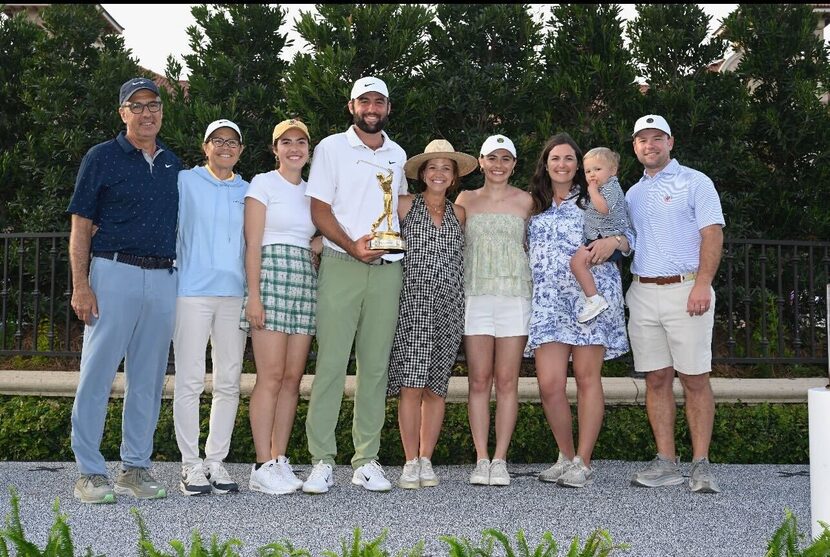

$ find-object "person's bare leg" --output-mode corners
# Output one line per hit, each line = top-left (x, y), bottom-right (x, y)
(491, 335), (526, 461)
(398, 387), (424, 461)
(570, 246), (598, 297)
(419, 388), (445, 460)
(249, 330), (287, 462)
(465, 335), (495, 460)
(645, 367), (677, 460)
(678, 372), (715, 460)
(534, 342), (575, 459)
(270, 334), (312, 459)
(571, 345), (606, 467)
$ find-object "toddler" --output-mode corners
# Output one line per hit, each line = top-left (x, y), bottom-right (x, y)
(571, 147), (630, 323)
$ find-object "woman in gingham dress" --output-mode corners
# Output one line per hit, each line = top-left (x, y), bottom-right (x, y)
(241, 119), (322, 495)
(388, 139), (477, 489)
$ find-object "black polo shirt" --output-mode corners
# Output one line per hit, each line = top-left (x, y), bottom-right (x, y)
(67, 131), (181, 258)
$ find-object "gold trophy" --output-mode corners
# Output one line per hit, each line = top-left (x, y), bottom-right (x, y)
(368, 169), (407, 252)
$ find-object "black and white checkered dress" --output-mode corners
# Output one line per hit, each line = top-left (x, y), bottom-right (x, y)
(387, 194), (465, 398)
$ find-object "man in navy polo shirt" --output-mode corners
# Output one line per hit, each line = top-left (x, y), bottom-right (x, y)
(67, 77), (182, 503)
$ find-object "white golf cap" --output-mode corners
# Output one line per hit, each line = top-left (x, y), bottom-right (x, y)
(350, 76), (389, 100)
(480, 134), (516, 158)
(203, 119), (242, 143)
(632, 114), (671, 137)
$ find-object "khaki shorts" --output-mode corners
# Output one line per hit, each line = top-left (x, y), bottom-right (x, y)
(625, 280), (714, 375)
(464, 294), (530, 338)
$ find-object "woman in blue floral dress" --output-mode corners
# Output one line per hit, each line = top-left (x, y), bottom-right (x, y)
(527, 133), (630, 489)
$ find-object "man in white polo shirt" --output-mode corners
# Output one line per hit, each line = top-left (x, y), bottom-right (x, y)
(301, 76), (407, 494)
(625, 115), (725, 494)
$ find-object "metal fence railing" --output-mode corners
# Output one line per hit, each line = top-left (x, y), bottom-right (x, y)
(1, 233), (828, 369)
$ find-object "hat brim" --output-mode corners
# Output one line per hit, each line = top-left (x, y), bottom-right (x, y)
(404, 151), (479, 180)
(273, 124), (310, 142)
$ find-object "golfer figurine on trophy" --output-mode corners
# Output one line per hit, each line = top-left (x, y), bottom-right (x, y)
(368, 168), (407, 252)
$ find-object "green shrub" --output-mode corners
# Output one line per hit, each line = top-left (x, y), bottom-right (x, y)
(0, 396), (809, 464)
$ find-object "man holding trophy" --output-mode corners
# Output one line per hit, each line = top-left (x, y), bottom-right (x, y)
(302, 77), (408, 494)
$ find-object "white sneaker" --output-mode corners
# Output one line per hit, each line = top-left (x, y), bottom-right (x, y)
(557, 456), (594, 488)
(418, 457), (439, 487)
(205, 462), (239, 494)
(538, 453), (572, 483)
(180, 463), (212, 496)
(398, 459), (420, 489)
(302, 460), (334, 494)
(489, 459), (511, 486)
(578, 295), (609, 323)
(249, 460), (297, 495)
(352, 460), (392, 492)
(276, 455), (303, 490)
(469, 458), (490, 485)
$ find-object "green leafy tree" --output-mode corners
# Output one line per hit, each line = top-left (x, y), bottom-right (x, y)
(423, 4), (543, 190)
(627, 4), (762, 238)
(0, 11), (41, 229)
(4, 4), (139, 232)
(283, 4), (434, 160)
(539, 4), (643, 179)
(163, 4), (293, 179)
(721, 3), (830, 239)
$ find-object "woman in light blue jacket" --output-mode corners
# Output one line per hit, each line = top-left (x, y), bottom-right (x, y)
(173, 119), (249, 496)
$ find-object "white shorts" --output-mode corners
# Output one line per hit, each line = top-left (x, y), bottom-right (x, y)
(464, 294), (531, 338)
(625, 280), (714, 375)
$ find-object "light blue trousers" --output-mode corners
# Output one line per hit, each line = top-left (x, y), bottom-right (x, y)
(71, 257), (176, 475)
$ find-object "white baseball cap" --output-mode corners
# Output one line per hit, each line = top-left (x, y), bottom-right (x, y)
(480, 134), (516, 158)
(632, 114), (671, 137)
(203, 119), (242, 143)
(350, 76), (389, 100)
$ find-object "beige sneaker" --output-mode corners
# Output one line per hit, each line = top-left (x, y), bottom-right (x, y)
(397, 459), (420, 489)
(73, 474), (115, 504)
(469, 458), (490, 485)
(418, 457), (439, 487)
(114, 467), (167, 499)
(488, 459), (511, 486)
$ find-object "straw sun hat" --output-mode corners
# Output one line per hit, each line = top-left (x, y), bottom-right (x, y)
(403, 139), (478, 180)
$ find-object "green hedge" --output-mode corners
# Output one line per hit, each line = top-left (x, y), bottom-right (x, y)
(0, 395), (808, 464)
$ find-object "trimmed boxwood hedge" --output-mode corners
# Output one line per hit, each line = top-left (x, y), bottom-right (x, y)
(0, 395), (808, 464)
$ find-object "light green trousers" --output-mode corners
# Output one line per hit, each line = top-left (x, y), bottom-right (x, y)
(305, 251), (402, 468)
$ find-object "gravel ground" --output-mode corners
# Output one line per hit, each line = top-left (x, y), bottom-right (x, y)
(0, 460), (811, 556)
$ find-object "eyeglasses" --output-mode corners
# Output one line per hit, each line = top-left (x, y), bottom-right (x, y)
(207, 137), (241, 149)
(122, 101), (162, 114)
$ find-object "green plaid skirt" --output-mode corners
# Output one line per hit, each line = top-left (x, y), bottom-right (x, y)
(240, 243), (316, 335)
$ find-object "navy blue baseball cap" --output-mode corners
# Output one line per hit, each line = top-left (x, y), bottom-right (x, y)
(119, 77), (160, 105)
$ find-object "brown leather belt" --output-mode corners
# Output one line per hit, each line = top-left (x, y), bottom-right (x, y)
(632, 273), (697, 285)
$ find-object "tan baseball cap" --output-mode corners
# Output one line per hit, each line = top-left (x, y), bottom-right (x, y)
(272, 119), (310, 143)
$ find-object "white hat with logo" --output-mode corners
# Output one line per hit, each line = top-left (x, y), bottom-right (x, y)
(632, 114), (672, 137)
(350, 76), (390, 100)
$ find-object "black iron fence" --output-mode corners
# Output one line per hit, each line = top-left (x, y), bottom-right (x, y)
(1, 233), (828, 368)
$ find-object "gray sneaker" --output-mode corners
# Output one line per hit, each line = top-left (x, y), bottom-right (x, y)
(538, 453), (572, 483)
(73, 474), (115, 504)
(631, 454), (684, 488)
(114, 467), (167, 499)
(689, 457), (722, 493)
(557, 456), (594, 488)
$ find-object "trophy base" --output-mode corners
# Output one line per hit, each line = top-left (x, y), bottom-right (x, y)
(369, 233), (407, 253)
